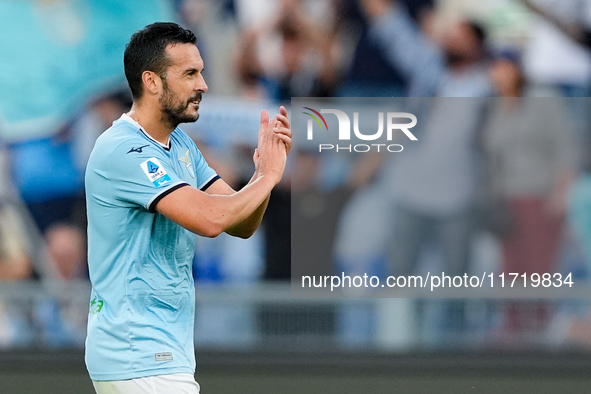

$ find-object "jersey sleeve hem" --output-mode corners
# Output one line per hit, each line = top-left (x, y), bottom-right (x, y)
(199, 174), (221, 191)
(147, 182), (190, 213)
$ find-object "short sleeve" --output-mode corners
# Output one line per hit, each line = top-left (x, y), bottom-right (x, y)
(191, 144), (219, 191)
(104, 144), (189, 212)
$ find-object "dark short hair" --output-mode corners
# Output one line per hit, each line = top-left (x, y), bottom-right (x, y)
(124, 22), (196, 100)
(466, 20), (487, 47)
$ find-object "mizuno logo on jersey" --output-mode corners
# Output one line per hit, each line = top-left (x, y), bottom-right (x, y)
(127, 145), (149, 154)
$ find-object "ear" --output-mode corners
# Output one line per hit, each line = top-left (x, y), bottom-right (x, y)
(141, 70), (162, 96)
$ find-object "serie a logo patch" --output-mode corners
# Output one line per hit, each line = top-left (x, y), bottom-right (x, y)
(140, 157), (171, 187)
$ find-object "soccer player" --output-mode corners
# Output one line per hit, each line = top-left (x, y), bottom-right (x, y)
(84, 22), (291, 394)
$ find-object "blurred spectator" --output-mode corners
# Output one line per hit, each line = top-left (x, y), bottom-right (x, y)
(9, 130), (85, 234)
(483, 51), (576, 339)
(0, 142), (34, 281)
(519, 0), (591, 172)
(378, 13), (492, 277)
(520, 0), (591, 97)
(357, 5), (493, 342)
(337, 0), (435, 96)
(35, 223), (88, 347)
(437, 20), (492, 96)
(357, 5), (494, 269)
(7, 90), (131, 239)
(44, 223), (87, 281)
(0, 141), (36, 346)
(358, 0), (491, 97)
(8, 89), (127, 240)
(0, 202), (34, 281)
(235, 0), (338, 100)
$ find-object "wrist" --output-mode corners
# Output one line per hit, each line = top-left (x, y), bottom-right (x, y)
(257, 172), (281, 187)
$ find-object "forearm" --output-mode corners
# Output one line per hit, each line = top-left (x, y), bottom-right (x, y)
(225, 193), (271, 238)
(182, 106), (290, 238)
(156, 175), (277, 238)
(225, 169), (273, 238)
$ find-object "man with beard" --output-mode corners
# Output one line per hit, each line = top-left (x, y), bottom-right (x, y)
(359, 1), (492, 345)
(84, 22), (290, 393)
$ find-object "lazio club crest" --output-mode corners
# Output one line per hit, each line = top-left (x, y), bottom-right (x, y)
(179, 150), (195, 179)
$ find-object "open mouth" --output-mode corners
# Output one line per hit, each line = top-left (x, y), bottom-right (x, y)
(189, 92), (202, 107)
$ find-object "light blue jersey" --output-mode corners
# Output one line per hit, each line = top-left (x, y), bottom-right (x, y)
(85, 114), (218, 381)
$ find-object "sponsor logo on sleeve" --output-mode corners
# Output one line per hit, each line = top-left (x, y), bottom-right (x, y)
(140, 158), (171, 187)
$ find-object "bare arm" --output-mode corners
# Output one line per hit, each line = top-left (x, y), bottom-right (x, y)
(155, 175), (276, 238)
(203, 179), (271, 239)
(216, 106), (291, 238)
(155, 107), (291, 238)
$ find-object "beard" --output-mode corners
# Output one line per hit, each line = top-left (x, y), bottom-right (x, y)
(159, 79), (202, 129)
(444, 50), (468, 67)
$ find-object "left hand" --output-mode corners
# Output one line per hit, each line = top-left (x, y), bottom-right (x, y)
(272, 106), (292, 155)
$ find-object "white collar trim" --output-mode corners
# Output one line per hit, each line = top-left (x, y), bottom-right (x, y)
(119, 113), (171, 150)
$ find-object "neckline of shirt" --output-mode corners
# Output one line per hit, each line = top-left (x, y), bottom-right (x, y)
(119, 113), (172, 151)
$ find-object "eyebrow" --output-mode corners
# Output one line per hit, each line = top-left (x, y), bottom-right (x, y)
(184, 67), (204, 76)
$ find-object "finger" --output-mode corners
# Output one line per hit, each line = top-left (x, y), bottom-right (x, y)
(273, 125), (292, 138)
(274, 133), (292, 147)
(280, 106), (288, 118)
(260, 110), (269, 131)
(279, 139), (292, 155)
(266, 119), (279, 135)
(275, 114), (290, 128)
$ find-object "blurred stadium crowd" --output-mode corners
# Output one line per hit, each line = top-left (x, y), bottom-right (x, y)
(3, 0), (591, 352)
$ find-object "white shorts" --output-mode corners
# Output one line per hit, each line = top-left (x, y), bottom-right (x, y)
(93, 373), (200, 394)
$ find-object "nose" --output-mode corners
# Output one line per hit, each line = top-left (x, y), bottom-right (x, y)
(196, 74), (208, 93)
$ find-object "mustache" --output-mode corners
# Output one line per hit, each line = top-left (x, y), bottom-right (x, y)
(188, 92), (202, 104)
